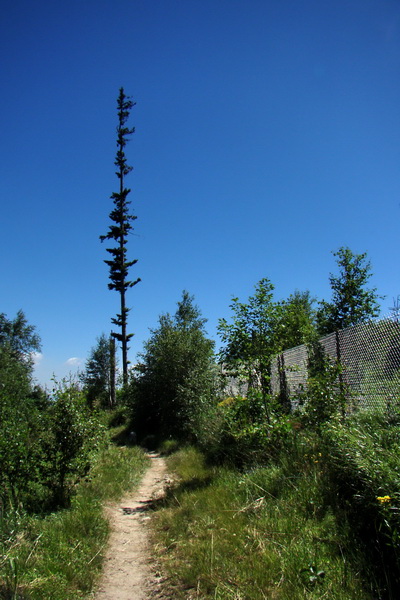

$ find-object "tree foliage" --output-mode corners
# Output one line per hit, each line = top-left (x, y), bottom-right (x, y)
(317, 246), (381, 334)
(45, 386), (104, 506)
(100, 88), (140, 386)
(0, 344), (37, 505)
(132, 292), (216, 442)
(276, 290), (316, 350)
(0, 309), (41, 365)
(218, 279), (281, 396)
(80, 333), (117, 409)
(0, 312), (41, 416)
(0, 312), (105, 512)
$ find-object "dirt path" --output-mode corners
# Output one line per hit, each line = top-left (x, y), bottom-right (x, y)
(93, 452), (169, 600)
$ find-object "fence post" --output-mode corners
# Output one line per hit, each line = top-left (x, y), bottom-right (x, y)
(335, 330), (346, 416)
(278, 353), (291, 413)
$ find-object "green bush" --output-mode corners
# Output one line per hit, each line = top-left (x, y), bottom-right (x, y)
(159, 439), (181, 456)
(105, 405), (128, 428)
(42, 387), (106, 507)
(294, 339), (347, 428)
(198, 391), (296, 468)
(0, 373), (105, 514)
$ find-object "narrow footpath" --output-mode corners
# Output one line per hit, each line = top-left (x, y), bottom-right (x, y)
(94, 452), (169, 600)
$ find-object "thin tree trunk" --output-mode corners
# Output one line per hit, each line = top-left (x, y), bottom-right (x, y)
(110, 333), (116, 407)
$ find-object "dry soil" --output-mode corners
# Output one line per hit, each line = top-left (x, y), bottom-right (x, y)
(93, 452), (170, 600)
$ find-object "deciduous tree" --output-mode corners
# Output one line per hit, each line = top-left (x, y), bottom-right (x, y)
(0, 309), (41, 366)
(277, 290), (316, 350)
(218, 279), (281, 397)
(317, 247), (381, 334)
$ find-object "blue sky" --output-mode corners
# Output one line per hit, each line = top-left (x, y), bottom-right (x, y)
(1, 0), (399, 387)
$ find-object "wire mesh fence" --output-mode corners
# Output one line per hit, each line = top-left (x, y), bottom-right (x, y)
(270, 315), (400, 412)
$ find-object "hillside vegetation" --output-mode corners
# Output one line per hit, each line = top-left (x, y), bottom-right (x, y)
(1, 250), (398, 599)
(152, 404), (400, 599)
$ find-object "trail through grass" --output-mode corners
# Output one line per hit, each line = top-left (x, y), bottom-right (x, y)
(0, 444), (149, 600)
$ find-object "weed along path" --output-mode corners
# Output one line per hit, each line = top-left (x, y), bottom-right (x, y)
(94, 452), (169, 600)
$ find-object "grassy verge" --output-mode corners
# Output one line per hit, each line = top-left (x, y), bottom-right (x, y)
(152, 446), (372, 600)
(0, 442), (149, 600)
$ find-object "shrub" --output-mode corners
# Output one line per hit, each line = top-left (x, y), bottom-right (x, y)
(43, 387), (105, 507)
(199, 392), (297, 467)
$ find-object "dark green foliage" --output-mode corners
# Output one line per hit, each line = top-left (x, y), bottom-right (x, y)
(276, 290), (316, 350)
(299, 339), (346, 427)
(100, 88), (140, 386)
(0, 371), (33, 504)
(0, 310), (41, 364)
(317, 247), (381, 334)
(131, 292), (217, 442)
(80, 333), (117, 409)
(201, 393), (294, 467)
(0, 314), (43, 507)
(0, 312), (105, 512)
(1, 378), (104, 512)
(43, 387), (105, 507)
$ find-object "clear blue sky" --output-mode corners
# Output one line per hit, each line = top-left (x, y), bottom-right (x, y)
(1, 0), (399, 387)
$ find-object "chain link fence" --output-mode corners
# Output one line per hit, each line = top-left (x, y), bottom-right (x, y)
(271, 315), (400, 411)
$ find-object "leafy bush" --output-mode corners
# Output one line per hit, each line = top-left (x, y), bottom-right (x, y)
(294, 339), (347, 428)
(0, 370), (105, 513)
(42, 387), (106, 507)
(199, 392), (297, 467)
(159, 439), (181, 456)
(105, 405), (128, 428)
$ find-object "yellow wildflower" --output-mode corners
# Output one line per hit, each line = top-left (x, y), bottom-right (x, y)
(377, 495), (391, 504)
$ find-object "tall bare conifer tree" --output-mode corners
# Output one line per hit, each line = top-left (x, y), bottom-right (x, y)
(101, 88), (140, 386)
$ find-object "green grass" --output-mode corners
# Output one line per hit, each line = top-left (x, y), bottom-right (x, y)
(319, 412), (400, 597)
(152, 447), (373, 600)
(0, 443), (149, 600)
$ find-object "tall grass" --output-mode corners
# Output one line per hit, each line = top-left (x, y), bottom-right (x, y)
(0, 444), (149, 600)
(320, 411), (400, 598)
(152, 446), (373, 600)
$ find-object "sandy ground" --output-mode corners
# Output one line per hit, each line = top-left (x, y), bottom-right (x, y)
(93, 452), (170, 600)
